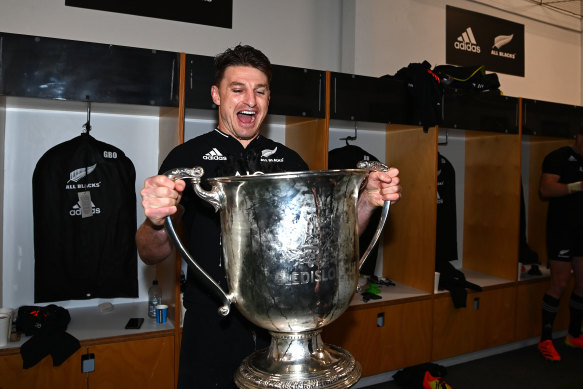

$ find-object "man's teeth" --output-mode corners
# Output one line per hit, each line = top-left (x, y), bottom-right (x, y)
(240, 111), (255, 115)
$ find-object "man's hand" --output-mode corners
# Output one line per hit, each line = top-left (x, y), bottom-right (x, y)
(140, 175), (187, 227)
(356, 167), (401, 234)
(362, 167), (401, 207)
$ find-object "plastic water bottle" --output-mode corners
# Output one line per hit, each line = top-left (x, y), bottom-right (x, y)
(148, 280), (162, 318)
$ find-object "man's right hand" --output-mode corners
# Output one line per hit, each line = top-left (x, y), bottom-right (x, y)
(140, 175), (187, 227)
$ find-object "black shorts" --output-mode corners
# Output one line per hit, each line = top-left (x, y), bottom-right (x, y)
(547, 225), (583, 262)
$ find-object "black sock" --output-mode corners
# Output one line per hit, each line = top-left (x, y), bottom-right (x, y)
(568, 293), (583, 338)
(541, 294), (560, 341)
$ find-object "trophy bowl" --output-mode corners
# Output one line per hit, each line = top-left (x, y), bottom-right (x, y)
(164, 163), (390, 388)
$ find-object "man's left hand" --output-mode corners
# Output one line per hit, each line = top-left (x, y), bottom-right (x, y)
(362, 167), (401, 207)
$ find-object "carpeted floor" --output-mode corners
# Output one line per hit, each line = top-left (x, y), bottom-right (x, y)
(359, 337), (583, 389)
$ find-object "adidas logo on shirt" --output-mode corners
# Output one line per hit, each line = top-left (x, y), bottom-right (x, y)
(455, 27), (481, 53)
(203, 148), (227, 161)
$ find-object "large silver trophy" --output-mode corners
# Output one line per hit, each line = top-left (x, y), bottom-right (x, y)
(164, 162), (390, 388)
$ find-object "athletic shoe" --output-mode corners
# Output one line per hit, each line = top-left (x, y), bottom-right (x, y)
(565, 334), (583, 348)
(422, 371), (452, 389)
(538, 339), (561, 361)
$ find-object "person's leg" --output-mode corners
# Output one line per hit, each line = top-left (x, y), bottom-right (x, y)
(539, 259), (572, 361)
(565, 257), (583, 347)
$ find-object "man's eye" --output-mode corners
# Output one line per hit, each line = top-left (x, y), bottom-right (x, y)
(232, 89), (242, 93)
(256, 90), (266, 95)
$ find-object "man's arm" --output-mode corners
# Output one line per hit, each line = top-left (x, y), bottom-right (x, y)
(539, 172), (582, 198)
(136, 175), (186, 264)
(136, 209), (182, 265)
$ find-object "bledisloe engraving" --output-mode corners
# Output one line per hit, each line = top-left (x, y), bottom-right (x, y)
(275, 265), (337, 286)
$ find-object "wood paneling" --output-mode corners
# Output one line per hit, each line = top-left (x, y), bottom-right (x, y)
(88, 336), (174, 389)
(463, 132), (521, 279)
(515, 278), (574, 340)
(383, 125), (437, 292)
(324, 299), (432, 376)
(0, 348), (86, 389)
(432, 287), (516, 360)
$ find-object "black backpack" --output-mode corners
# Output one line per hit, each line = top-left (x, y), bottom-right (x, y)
(383, 60), (443, 132)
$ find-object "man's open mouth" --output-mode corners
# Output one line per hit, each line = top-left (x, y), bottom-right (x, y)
(237, 110), (256, 124)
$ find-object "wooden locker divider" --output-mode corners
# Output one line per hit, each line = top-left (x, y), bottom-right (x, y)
(284, 116), (329, 171)
(382, 124), (437, 293)
(462, 130), (521, 281)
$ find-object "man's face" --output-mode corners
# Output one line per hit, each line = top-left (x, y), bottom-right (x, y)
(211, 65), (270, 147)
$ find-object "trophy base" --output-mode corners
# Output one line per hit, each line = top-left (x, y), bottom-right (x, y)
(234, 329), (361, 389)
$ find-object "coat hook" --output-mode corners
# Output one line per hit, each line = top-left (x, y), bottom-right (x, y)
(340, 121), (358, 145)
(438, 127), (448, 145)
(83, 96), (92, 134)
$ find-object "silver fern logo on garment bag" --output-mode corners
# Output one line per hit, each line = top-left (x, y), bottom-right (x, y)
(65, 164), (100, 218)
(68, 164), (96, 183)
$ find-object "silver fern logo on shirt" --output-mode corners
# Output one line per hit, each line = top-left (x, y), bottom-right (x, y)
(261, 147), (284, 163)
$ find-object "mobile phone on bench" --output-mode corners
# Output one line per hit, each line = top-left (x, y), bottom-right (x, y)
(125, 317), (144, 329)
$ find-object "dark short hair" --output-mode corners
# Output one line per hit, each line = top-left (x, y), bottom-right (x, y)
(214, 44), (272, 87)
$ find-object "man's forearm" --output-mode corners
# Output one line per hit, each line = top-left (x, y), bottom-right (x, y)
(136, 219), (175, 265)
(357, 195), (376, 235)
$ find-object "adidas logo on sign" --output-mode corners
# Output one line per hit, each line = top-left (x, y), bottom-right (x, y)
(203, 148), (227, 161)
(455, 27), (481, 53)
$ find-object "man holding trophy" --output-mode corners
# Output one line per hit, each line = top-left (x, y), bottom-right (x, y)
(136, 44), (401, 389)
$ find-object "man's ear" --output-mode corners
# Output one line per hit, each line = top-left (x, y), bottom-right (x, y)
(211, 85), (220, 106)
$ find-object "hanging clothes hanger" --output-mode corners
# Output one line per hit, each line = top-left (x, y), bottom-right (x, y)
(340, 121), (358, 146)
(82, 96), (92, 135)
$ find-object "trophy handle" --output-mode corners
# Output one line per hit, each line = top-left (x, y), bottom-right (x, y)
(356, 161), (391, 271)
(162, 167), (232, 317)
